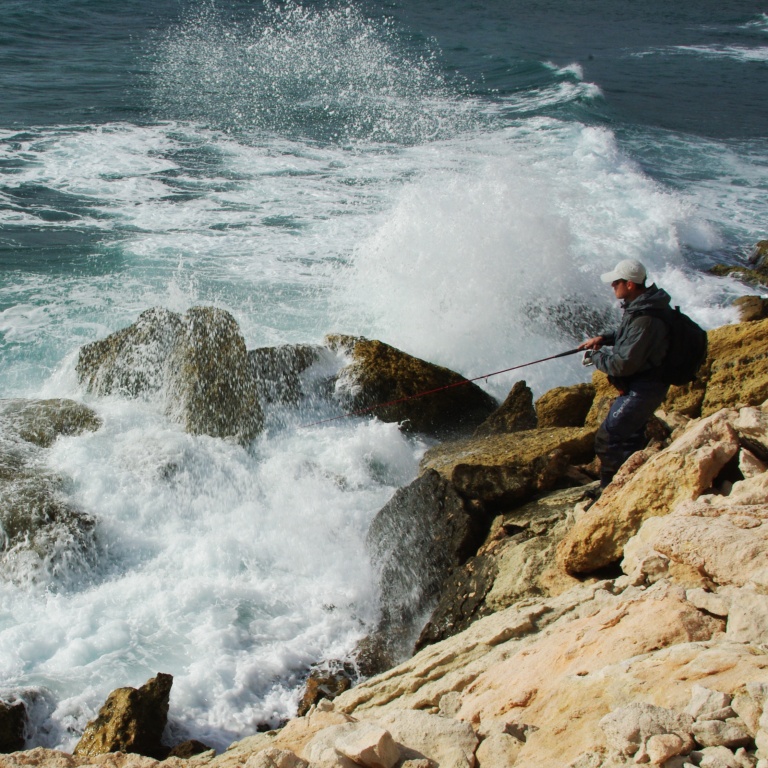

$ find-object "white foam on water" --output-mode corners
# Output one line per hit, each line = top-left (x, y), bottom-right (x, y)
(674, 44), (768, 63)
(0, 395), (425, 751)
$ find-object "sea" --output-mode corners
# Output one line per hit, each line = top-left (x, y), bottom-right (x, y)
(1, 0), (766, 753)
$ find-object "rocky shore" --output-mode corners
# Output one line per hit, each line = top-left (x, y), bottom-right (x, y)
(3, 282), (768, 768)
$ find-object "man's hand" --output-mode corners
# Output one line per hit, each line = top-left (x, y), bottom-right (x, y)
(578, 336), (605, 351)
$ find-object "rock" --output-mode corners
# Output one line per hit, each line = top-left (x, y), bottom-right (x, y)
(420, 427), (595, 509)
(475, 732), (523, 766)
(325, 335), (498, 438)
(0, 699), (27, 753)
(535, 383), (595, 428)
(168, 739), (214, 758)
(473, 380), (536, 437)
(622, 498), (768, 592)
(686, 589), (731, 618)
(692, 719), (753, 749)
(297, 666), (354, 717)
(709, 264), (768, 288)
(0, 399), (102, 448)
(732, 689), (764, 736)
(726, 589), (768, 644)
(687, 686), (733, 720)
(333, 722), (400, 768)
(599, 702), (694, 759)
(584, 370), (617, 428)
(734, 296), (768, 323)
(363, 710), (477, 768)
(558, 409), (740, 575)
(248, 344), (326, 406)
(363, 470), (487, 670)
(416, 485), (588, 648)
(749, 240), (768, 268)
(697, 745), (750, 768)
(77, 306), (263, 441)
(73, 673), (173, 758)
(0, 473), (98, 589)
(244, 747), (309, 768)
(700, 319), (768, 417)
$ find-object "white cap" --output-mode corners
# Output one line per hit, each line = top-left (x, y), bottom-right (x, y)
(600, 259), (647, 284)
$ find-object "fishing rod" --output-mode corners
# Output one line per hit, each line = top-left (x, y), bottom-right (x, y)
(300, 346), (582, 428)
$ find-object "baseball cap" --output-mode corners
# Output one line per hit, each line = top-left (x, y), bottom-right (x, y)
(600, 259), (647, 284)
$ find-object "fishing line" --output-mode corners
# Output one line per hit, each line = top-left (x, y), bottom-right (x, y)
(299, 347), (582, 428)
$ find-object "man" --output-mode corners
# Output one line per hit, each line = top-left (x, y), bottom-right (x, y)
(579, 259), (671, 488)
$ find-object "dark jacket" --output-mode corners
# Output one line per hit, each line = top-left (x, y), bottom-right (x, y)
(592, 284), (671, 383)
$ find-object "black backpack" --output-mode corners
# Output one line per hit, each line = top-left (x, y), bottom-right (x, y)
(643, 306), (708, 386)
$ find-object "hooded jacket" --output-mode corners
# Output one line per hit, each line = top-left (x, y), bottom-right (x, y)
(591, 283), (671, 382)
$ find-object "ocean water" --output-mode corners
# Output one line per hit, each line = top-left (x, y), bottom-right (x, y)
(1, 0), (766, 752)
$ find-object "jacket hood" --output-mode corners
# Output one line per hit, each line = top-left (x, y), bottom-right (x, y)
(623, 283), (671, 315)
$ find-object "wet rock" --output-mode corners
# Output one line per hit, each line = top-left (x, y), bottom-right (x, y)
(0, 399), (101, 448)
(77, 306), (263, 441)
(473, 380), (537, 436)
(416, 485), (589, 648)
(325, 335), (498, 438)
(0, 699), (27, 753)
(420, 426), (595, 509)
(363, 470), (487, 669)
(0, 474), (98, 589)
(297, 666), (355, 717)
(168, 739), (214, 758)
(73, 672), (173, 758)
(248, 344), (326, 406)
(749, 240), (768, 268)
(709, 264), (768, 288)
(535, 383), (595, 428)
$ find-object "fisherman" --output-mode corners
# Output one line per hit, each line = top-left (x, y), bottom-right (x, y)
(578, 259), (671, 489)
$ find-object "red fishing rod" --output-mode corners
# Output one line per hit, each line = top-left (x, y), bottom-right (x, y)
(300, 346), (582, 428)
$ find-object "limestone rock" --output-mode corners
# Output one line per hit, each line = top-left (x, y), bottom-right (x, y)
(558, 409), (740, 575)
(244, 747), (308, 768)
(726, 589), (768, 644)
(363, 470), (486, 670)
(325, 335), (498, 438)
(0, 399), (101, 448)
(535, 383), (595, 428)
(700, 319), (768, 416)
(692, 719), (753, 749)
(584, 371), (616, 428)
(73, 673), (173, 758)
(333, 722), (400, 768)
(77, 306), (263, 441)
(473, 380), (536, 437)
(420, 427), (595, 508)
(687, 686), (733, 720)
(599, 702), (694, 759)
(0, 699), (27, 753)
(363, 710), (477, 768)
(734, 296), (768, 323)
(622, 498), (768, 591)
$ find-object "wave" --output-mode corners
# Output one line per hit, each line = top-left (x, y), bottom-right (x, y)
(149, 1), (486, 145)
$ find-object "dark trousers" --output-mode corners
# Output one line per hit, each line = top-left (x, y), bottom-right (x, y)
(594, 378), (669, 487)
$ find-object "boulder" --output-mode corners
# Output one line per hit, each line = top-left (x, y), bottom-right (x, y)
(557, 409), (740, 575)
(473, 380), (536, 436)
(77, 307), (263, 441)
(362, 470), (487, 670)
(0, 399), (101, 448)
(297, 666), (355, 717)
(420, 427), (596, 509)
(584, 370), (616, 427)
(535, 383), (595, 428)
(248, 344), (326, 406)
(415, 485), (589, 649)
(303, 722), (399, 768)
(325, 335), (498, 438)
(73, 673), (173, 758)
(0, 699), (27, 753)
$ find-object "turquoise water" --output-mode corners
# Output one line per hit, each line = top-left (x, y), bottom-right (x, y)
(0, 0), (766, 752)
